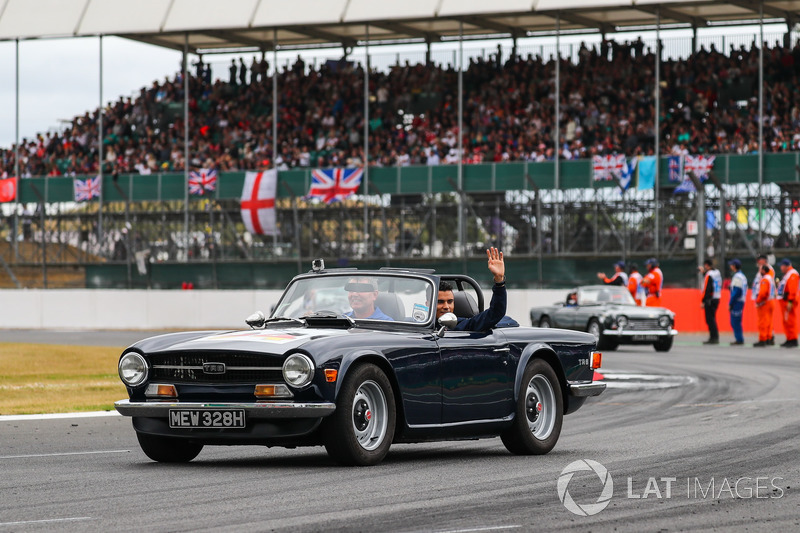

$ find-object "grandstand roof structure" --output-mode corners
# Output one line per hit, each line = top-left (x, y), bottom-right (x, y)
(0, 0), (797, 53)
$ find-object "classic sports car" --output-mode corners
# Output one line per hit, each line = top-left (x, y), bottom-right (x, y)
(529, 285), (677, 352)
(115, 262), (605, 466)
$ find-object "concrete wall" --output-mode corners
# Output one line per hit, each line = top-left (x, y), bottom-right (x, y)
(0, 288), (571, 330)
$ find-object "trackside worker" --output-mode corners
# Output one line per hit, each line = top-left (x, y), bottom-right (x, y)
(752, 254), (776, 345)
(641, 258), (663, 307)
(628, 263), (645, 306)
(754, 263), (775, 348)
(728, 258), (747, 346)
(597, 261), (628, 286)
(700, 259), (722, 345)
(777, 258), (799, 348)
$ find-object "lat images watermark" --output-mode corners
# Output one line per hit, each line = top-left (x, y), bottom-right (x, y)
(557, 460), (785, 517)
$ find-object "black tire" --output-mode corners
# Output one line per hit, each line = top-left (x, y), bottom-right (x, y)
(501, 358), (564, 455)
(539, 316), (552, 328)
(654, 336), (674, 352)
(136, 432), (203, 463)
(322, 363), (396, 466)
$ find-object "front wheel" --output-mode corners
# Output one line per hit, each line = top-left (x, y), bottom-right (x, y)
(322, 363), (396, 466)
(654, 336), (674, 352)
(538, 317), (552, 328)
(501, 358), (564, 455)
(136, 432), (203, 463)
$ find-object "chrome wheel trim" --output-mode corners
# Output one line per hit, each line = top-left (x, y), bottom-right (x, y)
(588, 321), (601, 341)
(351, 380), (388, 451)
(539, 318), (551, 328)
(525, 374), (556, 440)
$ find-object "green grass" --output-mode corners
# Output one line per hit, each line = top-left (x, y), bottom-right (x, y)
(0, 342), (126, 415)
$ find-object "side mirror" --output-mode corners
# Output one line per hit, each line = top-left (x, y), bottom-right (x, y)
(437, 312), (458, 336)
(246, 310), (266, 329)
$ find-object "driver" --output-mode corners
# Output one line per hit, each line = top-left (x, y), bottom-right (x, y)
(345, 277), (394, 320)
(436, 247), (509, 331)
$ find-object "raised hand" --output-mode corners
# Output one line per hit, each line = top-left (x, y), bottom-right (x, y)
(486, 247), (505, 283)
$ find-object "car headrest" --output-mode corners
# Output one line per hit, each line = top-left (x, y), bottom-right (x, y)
(453, 291), (479, 318)
(375, 293), (405, 321)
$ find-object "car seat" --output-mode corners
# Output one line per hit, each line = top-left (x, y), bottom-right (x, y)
(452, 291), (479, 318)
(375, 293), (405, 321)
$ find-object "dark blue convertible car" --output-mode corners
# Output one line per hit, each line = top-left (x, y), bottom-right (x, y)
(115, 263), (605, 466)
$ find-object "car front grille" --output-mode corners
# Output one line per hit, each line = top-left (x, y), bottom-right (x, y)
(626, 318), (663, 330)
(149, 353), (283, 383)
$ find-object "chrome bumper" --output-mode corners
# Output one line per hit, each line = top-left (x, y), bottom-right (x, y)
(601, 329), (678, 337)
(114, 399), (336, 419)
(568, 381), (606, 397)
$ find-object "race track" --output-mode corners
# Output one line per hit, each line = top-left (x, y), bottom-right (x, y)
(1, 335), (798, 532)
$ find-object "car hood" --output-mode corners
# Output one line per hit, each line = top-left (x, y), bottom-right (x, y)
(602, 304), (674, 317)
(130, 328), (356, 354)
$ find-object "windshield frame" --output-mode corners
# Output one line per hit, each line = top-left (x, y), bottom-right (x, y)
(577, 285), (637, 306)
(271, 271), (438, 327)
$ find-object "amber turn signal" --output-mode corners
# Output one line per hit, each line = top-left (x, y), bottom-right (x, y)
(591, 351), (602, 369)
(324, 369), (338, 382)
(144, 383), (177, 398)
(254, 384), (293, 399)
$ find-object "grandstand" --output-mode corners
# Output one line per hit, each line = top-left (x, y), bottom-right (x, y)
(1, 1), (800, 289)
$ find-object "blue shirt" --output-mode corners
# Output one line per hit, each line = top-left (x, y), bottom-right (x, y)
(454, 283), (508, 331)
(346, 306), (394, 321)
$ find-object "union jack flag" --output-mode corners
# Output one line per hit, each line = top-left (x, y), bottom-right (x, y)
(188, 168), (217, 196)
(73, 176), (102, 202)
(684, 155), (715, 180)
(668, 155), (683, 182)
(592, 155), (626, 181)
(307, 167), (363, 204)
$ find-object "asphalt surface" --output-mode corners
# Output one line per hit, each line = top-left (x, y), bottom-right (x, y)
(1, 333), (799, 532)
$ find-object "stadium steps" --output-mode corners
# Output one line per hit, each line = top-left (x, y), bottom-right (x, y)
(0, 242), (97, 288)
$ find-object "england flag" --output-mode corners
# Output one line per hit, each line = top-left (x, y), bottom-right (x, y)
(240, 170), (278, 235)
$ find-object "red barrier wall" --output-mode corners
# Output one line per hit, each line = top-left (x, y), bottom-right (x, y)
(662, 289), (787, 334)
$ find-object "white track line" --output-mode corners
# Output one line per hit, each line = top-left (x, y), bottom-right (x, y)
(0, 450), (130, 460)
(0, 411), (120, 422)
(0, 517), (93, 527)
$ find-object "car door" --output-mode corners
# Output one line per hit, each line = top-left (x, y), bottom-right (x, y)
(552, 305), (580, 329)
(436, 329), (514, 424)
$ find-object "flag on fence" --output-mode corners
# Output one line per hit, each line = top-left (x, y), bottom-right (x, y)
(592, 154), (626, 181)
(74, 176), (102, 202)
(672, 154), (716, 194)
(240, 170), (277, 235)
(0, 176), (17, 202)
(684, 155), (715, 181)
(188, 168), (217, 196)
(307, 167), (364, 203)
(673, 177), (696, 194)
(637, 156), (656, 190)
(619, 158), (637, 191)
(667, 155), (683, 182)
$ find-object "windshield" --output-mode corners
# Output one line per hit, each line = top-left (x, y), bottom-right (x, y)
(578, 286), (637, 306)
(272, 273), (435, 324)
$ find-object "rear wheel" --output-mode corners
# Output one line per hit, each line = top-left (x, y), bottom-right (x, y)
(136, 432), (203, 463)
(654, 336), (674, 352)
(501, 358), (563, 455)
(322, 363), (396, 466)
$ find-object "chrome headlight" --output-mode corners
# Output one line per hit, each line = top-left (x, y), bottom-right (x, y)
(118, 352), (148, 386)
(616, 316), (628, 328)
(658, 315), (671, 328)
(282, 353), (315, 388)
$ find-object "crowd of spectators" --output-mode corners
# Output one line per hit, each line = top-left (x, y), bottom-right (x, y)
(3, 36), (800, 178)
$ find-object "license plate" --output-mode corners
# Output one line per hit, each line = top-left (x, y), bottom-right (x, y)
(169, 409), (246, 429)
(633, 335), (659, 341)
